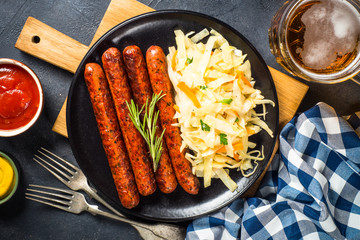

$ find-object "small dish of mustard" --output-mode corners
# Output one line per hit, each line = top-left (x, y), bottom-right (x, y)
(0, 151), (19, 205)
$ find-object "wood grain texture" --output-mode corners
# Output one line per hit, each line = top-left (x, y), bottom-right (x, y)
(268, 66), (309, 129)
(15, 17), (88, 74)
(52, 98), (68, 137)
(89, 0), (154, 47)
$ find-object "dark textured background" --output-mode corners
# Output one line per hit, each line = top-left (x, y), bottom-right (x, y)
(0, 0), (359, 239)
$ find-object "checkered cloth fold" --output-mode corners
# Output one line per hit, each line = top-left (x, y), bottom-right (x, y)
(186, 102), (360, 240)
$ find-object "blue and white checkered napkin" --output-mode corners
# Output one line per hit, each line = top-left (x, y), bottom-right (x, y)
(186, 102), (360, 240)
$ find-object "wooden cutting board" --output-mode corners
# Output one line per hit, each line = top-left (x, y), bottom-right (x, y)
(14, 0), (308, 197)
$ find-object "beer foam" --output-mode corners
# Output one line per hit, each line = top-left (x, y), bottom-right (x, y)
(301, 40), (334, 67)
(331, 4), (358, 39)
(300, 0), (360, 70)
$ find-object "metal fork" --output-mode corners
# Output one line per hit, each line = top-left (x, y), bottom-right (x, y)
(26, 184), (186, 240)
(33, 148), (186, 239)
(33, 147), (123, 217)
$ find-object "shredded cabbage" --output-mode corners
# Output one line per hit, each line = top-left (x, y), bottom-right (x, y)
(167, 29), (275, 192)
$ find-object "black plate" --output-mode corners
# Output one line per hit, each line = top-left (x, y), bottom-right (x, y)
(67, 10), (279, 222)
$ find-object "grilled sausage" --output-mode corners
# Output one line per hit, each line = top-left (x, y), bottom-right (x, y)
(102, 47), (156, 196)
(84, 63), (139, 209)
(146, 45), (200, 195)
(123, 45), (177, 194)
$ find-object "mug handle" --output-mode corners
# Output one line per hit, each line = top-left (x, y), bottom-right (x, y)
(351, 75), (360, 85)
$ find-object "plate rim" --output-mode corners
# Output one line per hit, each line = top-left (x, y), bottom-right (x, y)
(67, 9), (279, 222)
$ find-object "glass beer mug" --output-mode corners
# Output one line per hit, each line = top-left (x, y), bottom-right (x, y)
(269, 0), (360, 84)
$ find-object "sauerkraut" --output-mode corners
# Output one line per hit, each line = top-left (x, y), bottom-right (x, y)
(166, 29), (275, 191)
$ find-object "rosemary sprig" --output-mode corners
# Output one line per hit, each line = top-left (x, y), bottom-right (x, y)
(126, 92), (165, 172)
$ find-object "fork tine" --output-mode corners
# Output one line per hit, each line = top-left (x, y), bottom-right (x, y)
(25, 195), (71, 212)
(28, 184), (74, 194)
(37, 149), (76, 176)
(26, 184), (75, 212)
(40, 147), (79, 170)
(26, 192), (71, 205)
(27, 185), (73, 201)
(33, 155), (70, 185)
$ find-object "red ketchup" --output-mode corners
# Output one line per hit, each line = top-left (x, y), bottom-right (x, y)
(0, 64), (40, 130)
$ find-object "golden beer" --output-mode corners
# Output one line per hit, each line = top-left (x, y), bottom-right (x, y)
(269, 0), (360, 83)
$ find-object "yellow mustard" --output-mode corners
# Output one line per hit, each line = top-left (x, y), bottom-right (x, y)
(0, 156), (14, 199)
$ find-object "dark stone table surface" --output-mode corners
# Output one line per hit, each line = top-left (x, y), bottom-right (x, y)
(0, 0), (359, 239)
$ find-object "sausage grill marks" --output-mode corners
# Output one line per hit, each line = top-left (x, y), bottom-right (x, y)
(123, 45), (178, 194)
(146, 46), (200, 195)
(102, 47), (156, 196)
(84, 63), (140, 209)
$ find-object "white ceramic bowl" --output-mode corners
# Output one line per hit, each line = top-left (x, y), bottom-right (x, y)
(0, 58), (44, 137)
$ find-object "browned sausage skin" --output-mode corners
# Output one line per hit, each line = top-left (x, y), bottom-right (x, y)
(102, 47), (156, 196)
(123, 45), (178, 194)
(84, 63), (139, 209)
(146, 45), (200, 195)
